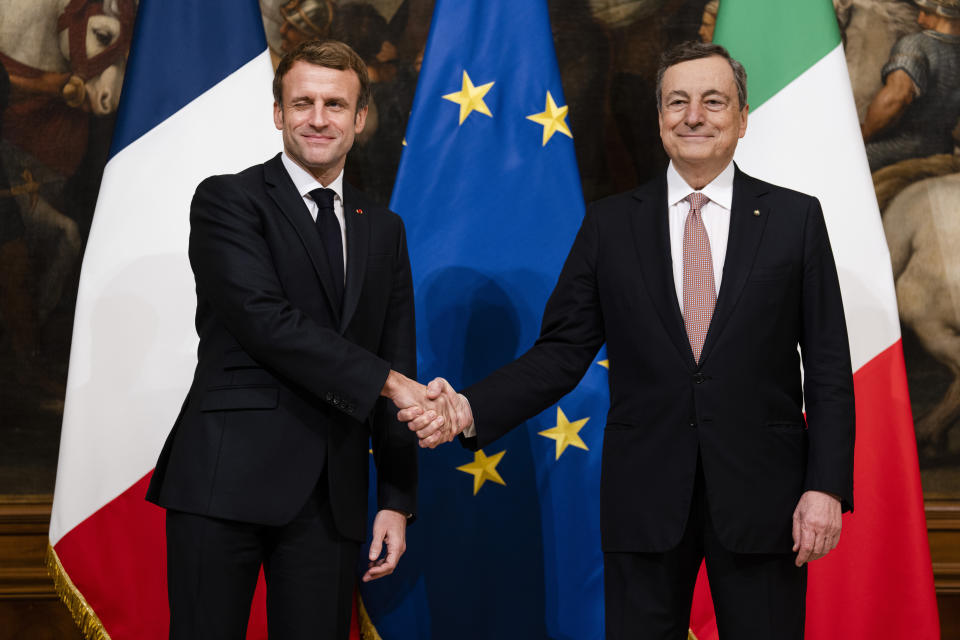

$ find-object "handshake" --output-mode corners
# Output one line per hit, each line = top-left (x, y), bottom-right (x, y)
(382, 371), (474, 448)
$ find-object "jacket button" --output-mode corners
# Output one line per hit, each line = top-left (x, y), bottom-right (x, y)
(693, 373), (705, 384)
(689, 421), (697, 428)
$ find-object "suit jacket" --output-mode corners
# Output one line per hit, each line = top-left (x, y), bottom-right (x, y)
(147, 153), (417, 542)
(463, 166), (855, 554)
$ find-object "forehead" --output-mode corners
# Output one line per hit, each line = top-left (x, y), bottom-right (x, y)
(661, 55), (735, 95)
(282, 60), (361, 101)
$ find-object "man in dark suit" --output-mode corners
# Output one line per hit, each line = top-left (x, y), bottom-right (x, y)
(403, 41), (855, 639)
(147, 40), (453, 639)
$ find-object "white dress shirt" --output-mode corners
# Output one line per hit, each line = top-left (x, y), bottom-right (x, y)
(464, 162), (738, 439)
(666, 160), (734, 312)
(281, 152), (347, 278)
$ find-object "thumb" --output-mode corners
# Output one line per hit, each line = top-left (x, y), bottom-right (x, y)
(369, 527), (384, 561)
(426, 377), (447, 399)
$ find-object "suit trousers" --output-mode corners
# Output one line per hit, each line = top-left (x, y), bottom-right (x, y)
(165, 472), (360, 640)
(604, 456), (806, 640)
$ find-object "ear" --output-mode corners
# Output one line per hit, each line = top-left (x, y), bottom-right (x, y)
(354, 104), (369, 134)
(273, 101), (283, 131)
(738, 103), (749, 139)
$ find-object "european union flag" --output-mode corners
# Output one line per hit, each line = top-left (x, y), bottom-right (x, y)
(361, 1), (610, 638)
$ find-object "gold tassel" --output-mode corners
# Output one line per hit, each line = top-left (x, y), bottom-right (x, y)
(688, 630), (699, 640)
(357, 594), (384, 640)
(45, 544), (112, 640)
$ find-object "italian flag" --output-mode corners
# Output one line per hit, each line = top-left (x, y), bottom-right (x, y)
(685, 1), (941, 638)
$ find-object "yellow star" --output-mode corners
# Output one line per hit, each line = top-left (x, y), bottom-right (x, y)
(526, 91), (573, 146)
(457, 449), (507, 495)
(597, 360), (609, 369)
(442, 70), (494, 125)
(539, 407), (589, 460)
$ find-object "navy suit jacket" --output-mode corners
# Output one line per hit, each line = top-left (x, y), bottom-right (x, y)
(463, 166), (855, 554)
(147, 153), (418, 542)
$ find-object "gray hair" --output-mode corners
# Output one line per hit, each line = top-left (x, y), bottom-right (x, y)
(655, 40), (747, 110)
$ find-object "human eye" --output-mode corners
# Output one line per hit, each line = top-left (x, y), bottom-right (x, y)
(666, 98), (687, 111)
(704, 95), (728, 110)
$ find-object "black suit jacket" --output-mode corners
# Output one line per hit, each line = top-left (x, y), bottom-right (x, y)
(147, 153), (417, 542)
(463, 166), (854, 554)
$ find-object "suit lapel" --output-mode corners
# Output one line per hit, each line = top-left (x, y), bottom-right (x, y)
(263, 154), (342, 323)
(340, 182), (369, 333)
(698, 166), (770, 364)
(630, 176), (695, 367)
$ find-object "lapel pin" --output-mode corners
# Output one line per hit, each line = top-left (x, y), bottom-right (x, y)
(356, 208), (364, 215)
(753, 209), (760, 216)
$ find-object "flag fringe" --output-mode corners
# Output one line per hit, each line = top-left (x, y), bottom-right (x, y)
(45, 544), (112, 640)
(688, 630), (698, 640)
(357, 595), (383, 640)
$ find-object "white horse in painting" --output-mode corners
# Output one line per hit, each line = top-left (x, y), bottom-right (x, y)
(837, 0), (960, 453)
(0, 0), (135, 115)
(884, 174), (960, 453)
(0, 0), (136, 322)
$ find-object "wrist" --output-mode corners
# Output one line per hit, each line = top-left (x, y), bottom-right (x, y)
(381, 370), (405, 399)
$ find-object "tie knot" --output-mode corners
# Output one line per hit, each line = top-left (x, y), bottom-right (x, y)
(310, 188), (336, 211)
(684, 192), (709, 213)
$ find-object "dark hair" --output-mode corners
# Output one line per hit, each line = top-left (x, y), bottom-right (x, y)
(273, 39), (371, 112)
(655, 41), (747, 110)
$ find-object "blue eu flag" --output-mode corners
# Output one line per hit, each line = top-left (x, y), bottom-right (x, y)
(362, 1), (610, 637)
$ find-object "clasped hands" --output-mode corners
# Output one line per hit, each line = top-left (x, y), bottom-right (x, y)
(383, 371), (473, 447)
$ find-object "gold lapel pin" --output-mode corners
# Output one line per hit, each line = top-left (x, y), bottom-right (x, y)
(753, 209), (760, 216)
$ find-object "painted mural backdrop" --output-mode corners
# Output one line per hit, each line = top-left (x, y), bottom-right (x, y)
(0, 0), (955, 498)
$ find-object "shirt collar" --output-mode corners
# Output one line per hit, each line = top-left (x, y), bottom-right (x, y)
(666, 160), (735, 211)
(281, 151), (344, 203)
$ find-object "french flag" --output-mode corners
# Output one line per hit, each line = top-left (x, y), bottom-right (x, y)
(48, 1), (284, 637)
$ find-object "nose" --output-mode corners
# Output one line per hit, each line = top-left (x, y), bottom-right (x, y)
(684, 101), (704, 127)
(309, 104), (327, 128)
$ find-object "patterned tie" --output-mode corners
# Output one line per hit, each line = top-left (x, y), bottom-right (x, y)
(682, 192), (715, 363)
(309, 187), (344, 307)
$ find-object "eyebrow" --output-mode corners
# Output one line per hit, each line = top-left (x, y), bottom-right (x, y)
(702, 89), (730, 100)
(666, 88), (730, 100)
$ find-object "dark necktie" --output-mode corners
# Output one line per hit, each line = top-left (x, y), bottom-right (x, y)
(309, 187), (344, 306)
(682, 192), (715, 364)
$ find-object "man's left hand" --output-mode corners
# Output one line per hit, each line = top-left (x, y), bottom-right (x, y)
(792, 490), (842, 567)
(362, 509), (407, 582)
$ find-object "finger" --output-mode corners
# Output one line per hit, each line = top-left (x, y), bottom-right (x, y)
(413, 416), (445, 439)
(407, 411), (439, 432)
(792, 512), (801, 553)
(812, 529), (826, 557)
(368, 528), (384, 563)
(818, 534), (836, 558)
(397, 406), (423, 423)
(366, 536), (401, 581)
(362, 558), (387, 582)
(795, 528), (814, 567)
(420, 427), (448, 449)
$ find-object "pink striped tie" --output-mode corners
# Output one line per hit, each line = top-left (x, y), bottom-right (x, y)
(682, 192), (715, 363)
